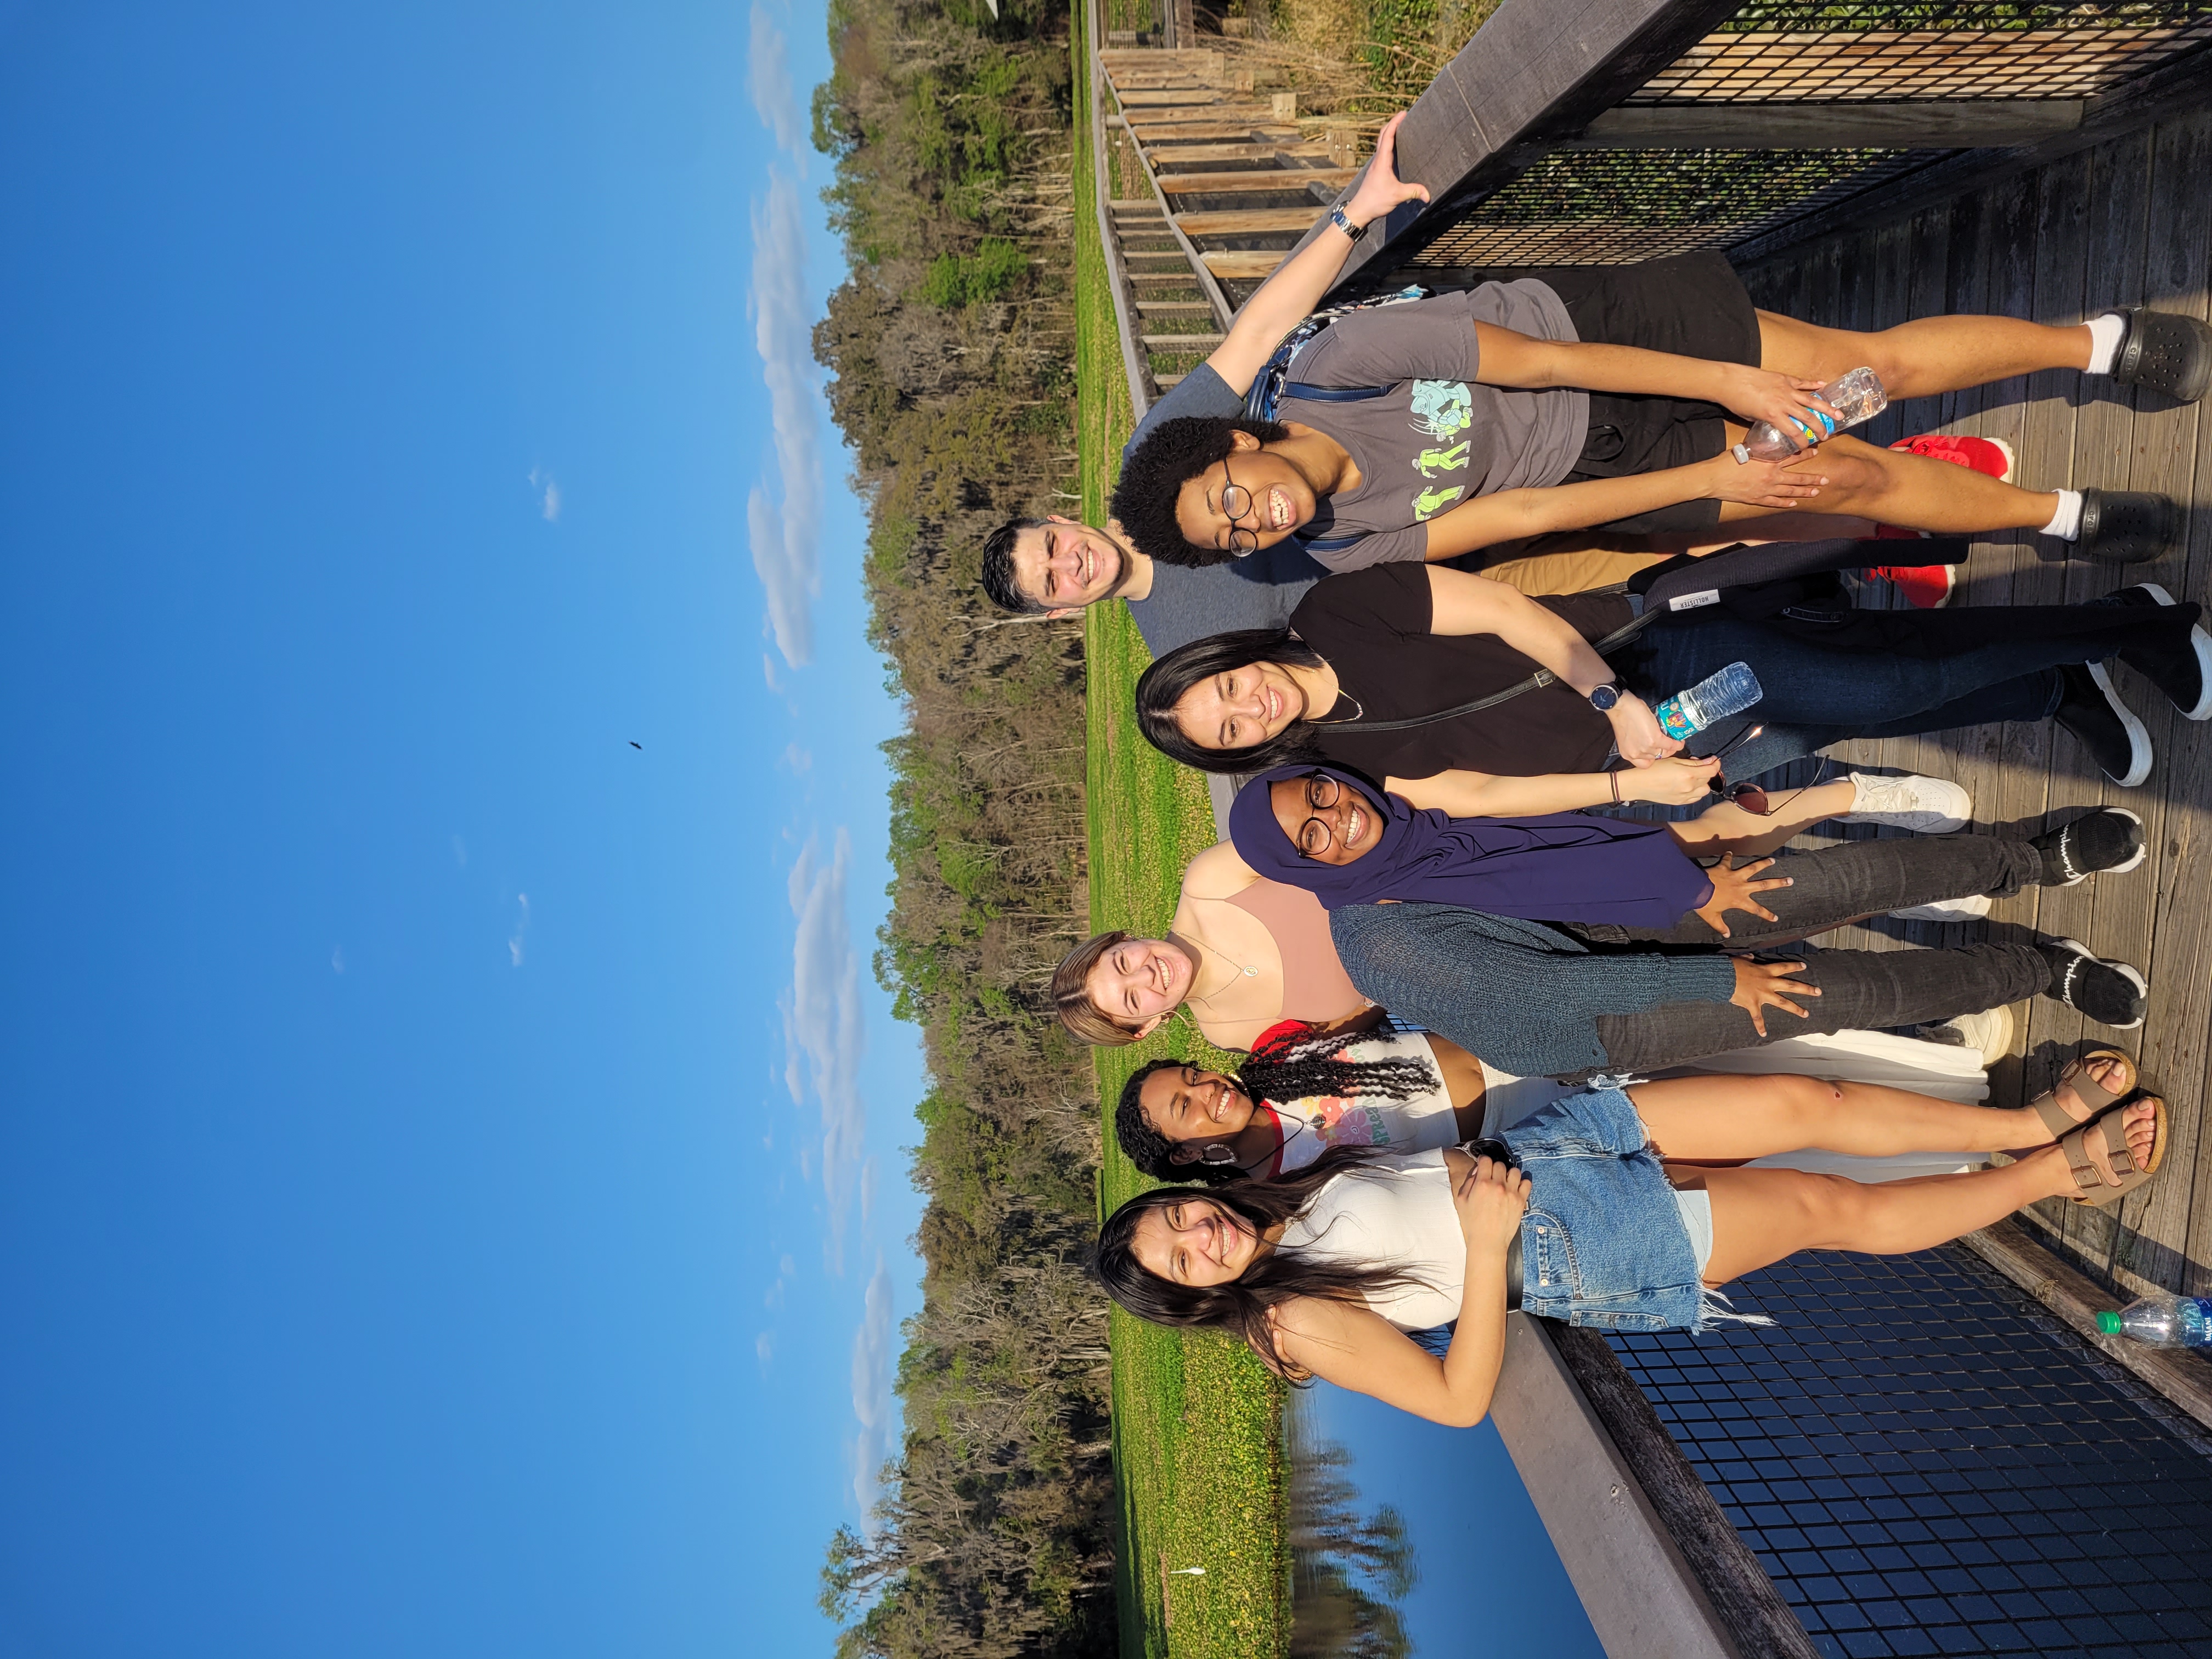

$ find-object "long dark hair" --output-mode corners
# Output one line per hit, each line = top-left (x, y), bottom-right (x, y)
(1090, 1152), (1435, 1377)
(1134, 628), (1330, 774)
(1109, 414), (1292, 569)
(1114, 1026), (1444, 1186)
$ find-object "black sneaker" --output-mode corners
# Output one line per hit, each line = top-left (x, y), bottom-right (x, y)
(2035, 936), (2148, 1030)
(2107, 307), (2212, 403)
(2075, 489), (2180, 564)
(2054, 662), (2153, 786)
(2106, 583), (2212, 720)
(2031, 807), (2147, 887)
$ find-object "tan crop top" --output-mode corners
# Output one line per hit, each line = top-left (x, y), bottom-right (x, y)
(1222, 878), (1367, 1024)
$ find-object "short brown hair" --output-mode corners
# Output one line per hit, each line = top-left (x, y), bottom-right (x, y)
(1052, 930), (1143, 1046)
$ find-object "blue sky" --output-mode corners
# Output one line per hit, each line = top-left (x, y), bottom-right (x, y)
(0, 4), (920, 1654)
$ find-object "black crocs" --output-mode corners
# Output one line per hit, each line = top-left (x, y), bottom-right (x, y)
(2076, 489), (2180, 564)
(2108, 307), (2212, 403)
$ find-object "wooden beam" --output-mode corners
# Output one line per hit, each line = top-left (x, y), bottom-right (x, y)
(1148, 141), (1334, 165)
(1139, 332), (1227, 348)
(1156, 167), (1358, 194)
(1200, 249), (1289, 279)
(1123, 121), (1302, 142)
(1174, 207), (1320, 235)
(1122, 103), (1284, 126)
(1575, 99), (2085, 150)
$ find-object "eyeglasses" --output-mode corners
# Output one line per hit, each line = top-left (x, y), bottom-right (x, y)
(1220, 456), (1261, 555)
(1293, 772), (1345, 859)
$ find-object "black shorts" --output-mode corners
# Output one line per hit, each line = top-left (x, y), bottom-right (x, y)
(1508, 252), (1764, 534)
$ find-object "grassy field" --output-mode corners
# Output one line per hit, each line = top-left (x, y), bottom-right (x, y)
(1071, 16), (1295, 1659)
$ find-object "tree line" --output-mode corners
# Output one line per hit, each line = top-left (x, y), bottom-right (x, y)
(806, 3), (1118, 1656)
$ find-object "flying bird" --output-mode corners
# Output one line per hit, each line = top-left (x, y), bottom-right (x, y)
(629, 741), (642, 749)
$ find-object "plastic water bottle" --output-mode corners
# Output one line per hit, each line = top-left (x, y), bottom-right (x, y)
(2096, 1292), (2212, 1347)
(1731, 367), (1889, 462)
(1652, 662), (1762, 743)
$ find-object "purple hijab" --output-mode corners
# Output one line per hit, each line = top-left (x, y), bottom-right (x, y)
(1228, 764), (1713, 930)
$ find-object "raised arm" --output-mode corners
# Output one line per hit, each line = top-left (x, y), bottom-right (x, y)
(1471, 321), (1839, 440)
(1202, 114), (1431, 397)
(1418, 453), (1825, 567)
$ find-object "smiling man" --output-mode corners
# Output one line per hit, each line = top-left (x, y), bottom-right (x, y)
(978, 116), (1432, 658)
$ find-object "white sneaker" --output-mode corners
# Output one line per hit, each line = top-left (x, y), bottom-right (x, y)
(1841, 772), (1972, 833)
(1890, 893), (1994, 922)
(1937, 1005), (2016, 1066)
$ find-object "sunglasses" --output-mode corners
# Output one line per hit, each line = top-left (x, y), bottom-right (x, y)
(1707, 724), (1775, 816)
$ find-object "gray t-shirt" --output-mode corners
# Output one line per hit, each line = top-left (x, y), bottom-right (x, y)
(1277, 283), (1590, 571)
(1121, 363), (1326, 659)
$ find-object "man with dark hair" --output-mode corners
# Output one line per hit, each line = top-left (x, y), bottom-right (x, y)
(979, 115), (1431, 659)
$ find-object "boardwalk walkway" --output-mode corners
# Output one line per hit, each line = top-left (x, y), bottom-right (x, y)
(1733, 103), (2212, 1308)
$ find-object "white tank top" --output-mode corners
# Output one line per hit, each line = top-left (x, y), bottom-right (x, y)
(1275, 1153), (1465, 1332)
(1268, 1031), (1460, 1175)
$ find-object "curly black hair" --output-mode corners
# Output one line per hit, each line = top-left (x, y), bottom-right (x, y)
(980, 517), (1047, 614)
(1109, 414), (1290, 569)
(1113, 1027), (1445, 1185)
(1132, 628), (1329, 775)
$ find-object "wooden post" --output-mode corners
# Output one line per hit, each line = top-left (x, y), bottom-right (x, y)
(1489, 1313), (1820, 1659)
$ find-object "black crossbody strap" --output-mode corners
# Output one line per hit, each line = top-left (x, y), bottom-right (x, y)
(1322, 611), (1658, 734)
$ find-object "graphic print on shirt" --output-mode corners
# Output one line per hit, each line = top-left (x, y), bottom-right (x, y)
(1407, 379), (1474, 522)
(1305, 1094), (1393, 1148)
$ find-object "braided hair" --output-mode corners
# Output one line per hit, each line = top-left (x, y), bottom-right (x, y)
(1113, 1026), (1445, 1186)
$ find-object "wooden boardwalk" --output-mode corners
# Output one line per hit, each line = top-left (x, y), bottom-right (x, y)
(1737, 103), (2212, 1305)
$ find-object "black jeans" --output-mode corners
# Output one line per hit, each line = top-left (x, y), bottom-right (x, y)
(1589, 943), (2051, 1077)
(1562, 833), (2045, 950)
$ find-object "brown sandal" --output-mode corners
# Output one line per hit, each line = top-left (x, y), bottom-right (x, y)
(2028, 1047), (2138, 1141)
(2061, 1095), (2169, 1207)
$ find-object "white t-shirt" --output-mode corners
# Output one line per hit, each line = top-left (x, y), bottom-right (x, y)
(1268, 1031), (1460, 1176)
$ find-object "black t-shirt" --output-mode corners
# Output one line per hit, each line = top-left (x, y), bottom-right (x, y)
(1288, 565), (1630, 782)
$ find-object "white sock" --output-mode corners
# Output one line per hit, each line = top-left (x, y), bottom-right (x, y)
(2085, 312), (2128, 375)
(2041, 488), (2085, 541)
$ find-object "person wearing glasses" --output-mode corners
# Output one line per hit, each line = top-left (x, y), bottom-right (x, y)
(1132, 564), (2212, 799)
(1048, 785), (2153, 1076)
(1105, 255), (2199, 577)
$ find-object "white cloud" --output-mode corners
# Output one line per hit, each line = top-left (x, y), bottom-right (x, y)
(781, 831), (865, 1268)
(450, 835), (467, 867)
(849, 1258), (896, 1521)
(330, 946), (345, 975)
(509, 893), (531, 967)
(748, 4), (805, 155)
(528, 467), (562, 524)
(756, 1330), (776, 1373)
(746, 169), (823, 669)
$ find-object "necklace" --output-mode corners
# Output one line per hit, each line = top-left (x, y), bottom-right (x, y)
(1307, 690), (1366, 726)
(1175, 929), (1261, 1007)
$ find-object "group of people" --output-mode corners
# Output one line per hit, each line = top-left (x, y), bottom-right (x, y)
(989, 115), (2203, 1427)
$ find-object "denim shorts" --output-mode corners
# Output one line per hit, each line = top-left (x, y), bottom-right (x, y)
(1496, 1085), (1723, 1333)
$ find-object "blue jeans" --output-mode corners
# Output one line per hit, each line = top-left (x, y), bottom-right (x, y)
(1623, 607), (2128, 778)
(1497, 1086), (1711, 1333)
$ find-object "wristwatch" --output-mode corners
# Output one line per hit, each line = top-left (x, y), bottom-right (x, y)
(1587, 683), (1622, 712)
(1325, 203), (1365, 242)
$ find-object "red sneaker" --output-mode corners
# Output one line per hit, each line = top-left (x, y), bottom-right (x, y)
(1864, 562), (1957, 609)
(1890, 432), (2015, 481)
(1867, 432), (2011, 606)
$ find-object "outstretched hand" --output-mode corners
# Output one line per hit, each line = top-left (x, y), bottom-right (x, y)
(1693, 855), (1792, 939)
(1730, 957), (1820, 1037)
(1623, 754), (1722, 804)
(1710, 449), (1830, 509)
(1342, 111), (1431, 228)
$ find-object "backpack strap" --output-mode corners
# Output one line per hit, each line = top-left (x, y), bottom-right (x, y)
(1279, 381), (1392, 404)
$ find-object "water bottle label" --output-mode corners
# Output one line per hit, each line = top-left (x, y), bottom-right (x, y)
(1668, 590), (1720, 612)
(1656, 705), (1698, 742)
